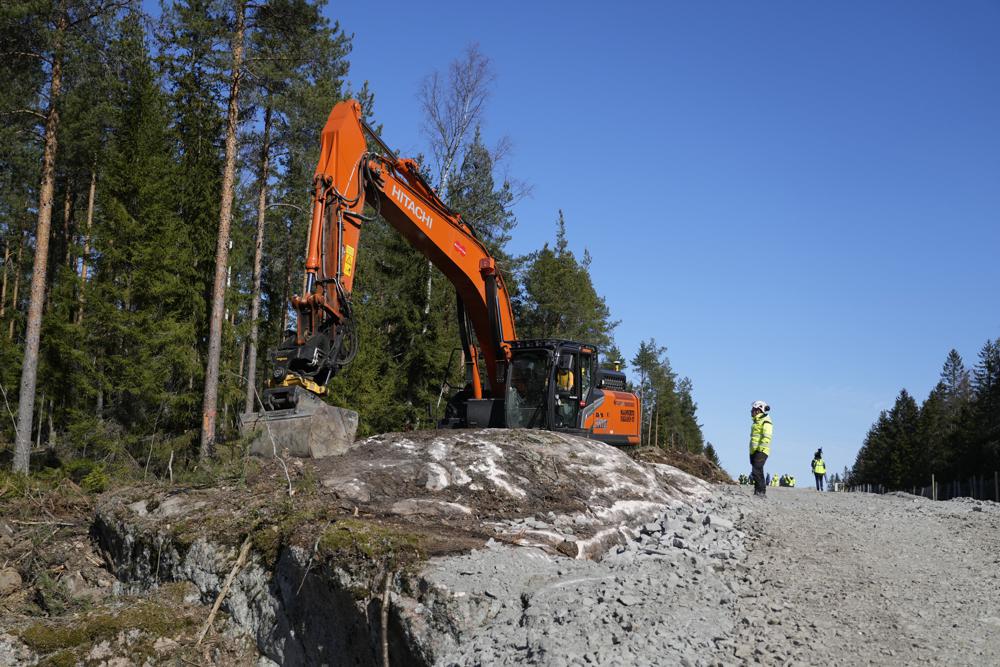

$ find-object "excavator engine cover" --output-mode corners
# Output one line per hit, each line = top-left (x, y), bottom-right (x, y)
(240, 386), (359, 459)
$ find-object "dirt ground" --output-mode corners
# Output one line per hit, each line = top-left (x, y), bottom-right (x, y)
(633, 446), (733, 485)
(0, 479), (260, 666)
(5, 446), (997, 666)
(728, 486), (1000, 665)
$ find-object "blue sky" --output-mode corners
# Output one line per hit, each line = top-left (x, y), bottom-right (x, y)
(325, 0), (1000, 480)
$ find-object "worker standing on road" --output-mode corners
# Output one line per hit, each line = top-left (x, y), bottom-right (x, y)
(749, 400), (772, 496)
(811, 449), (826, 491)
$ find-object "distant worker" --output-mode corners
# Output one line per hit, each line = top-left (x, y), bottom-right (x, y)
(749, 401), (773, 496)
(811, 449), (827, 491)
(772, 474), (781, 487)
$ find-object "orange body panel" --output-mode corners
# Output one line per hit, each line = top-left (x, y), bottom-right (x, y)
(583, 389), (641, 445)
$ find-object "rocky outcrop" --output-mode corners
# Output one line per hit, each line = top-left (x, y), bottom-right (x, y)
(93, 429), (726, 665)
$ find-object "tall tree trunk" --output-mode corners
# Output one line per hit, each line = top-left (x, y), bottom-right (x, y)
(200, 1), (245, 459)
(280, 218), (293, 336)
(13, 21), (64, 474)
(8, 233), (24, 341)
(76, 167), (96, 324)
(95, 357), (104, 419)
(244, 104), (271, 414)
(36, 392), (45, 451)
(61, 185), (73, 269)
(47, 397), (56, 450)
(0, 238), (9, 320)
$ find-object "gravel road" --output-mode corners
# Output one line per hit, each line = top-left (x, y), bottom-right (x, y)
(431, 483), (1000, 666)
(730, 487), (1000, 665)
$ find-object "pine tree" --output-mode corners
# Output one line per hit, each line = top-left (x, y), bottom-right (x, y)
(916, 385), (951, 478)
(2, 0), (127, 472)
(518, 211), (616, 348)
(852, 411), (891, 486)
(961, 339), (1000, 476)
(853, 389), (920, 489)
(940, 349), (972, 416)
(242, 6), (354, 412)
(200, 0), (247, 456)
(447, 127), (517, 262)
(676, 377), (705, 454)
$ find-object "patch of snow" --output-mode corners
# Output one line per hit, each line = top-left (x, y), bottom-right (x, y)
(428, 440), (448, 462)
(425, 463), (450, 491)
(465, 438), (526, 498)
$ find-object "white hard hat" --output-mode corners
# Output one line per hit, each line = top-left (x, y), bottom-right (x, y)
(751, 400), (770, 413)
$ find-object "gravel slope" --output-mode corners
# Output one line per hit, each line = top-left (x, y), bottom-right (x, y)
(731, 487), (1000, 665)
(429, 484), (1000, 666)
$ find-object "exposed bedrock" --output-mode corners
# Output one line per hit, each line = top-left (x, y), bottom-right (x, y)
(93, 429), (737, 665)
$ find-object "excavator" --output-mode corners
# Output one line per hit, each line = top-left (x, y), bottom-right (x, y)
(242, 99), (640, 455)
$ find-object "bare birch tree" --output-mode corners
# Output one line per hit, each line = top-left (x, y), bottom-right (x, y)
(416, 44), (495, 323)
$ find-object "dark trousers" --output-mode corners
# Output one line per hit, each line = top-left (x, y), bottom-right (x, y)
(750, 451), (768, 495)
(815, 473), (824, 491)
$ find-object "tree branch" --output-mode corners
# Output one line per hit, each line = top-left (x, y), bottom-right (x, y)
(0, 109), (47, 121)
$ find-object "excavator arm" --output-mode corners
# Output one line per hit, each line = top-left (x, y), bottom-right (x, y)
(247, 98), (641, 452)
(271, 99), (517, 405)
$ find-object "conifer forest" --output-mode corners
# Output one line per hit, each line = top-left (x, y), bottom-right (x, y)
(0, 0), (708, 477)
(849, 344), (1000, 490)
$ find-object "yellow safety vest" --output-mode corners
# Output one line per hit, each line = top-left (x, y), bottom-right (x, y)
(750, 414), (772, 455)
(812, 458), (826, 474)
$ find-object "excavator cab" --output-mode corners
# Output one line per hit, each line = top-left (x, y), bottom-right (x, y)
(502, 340), (639, 447)
(505, 341), (590, 434)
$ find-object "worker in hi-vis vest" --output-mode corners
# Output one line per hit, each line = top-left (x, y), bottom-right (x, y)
(811, 449), (827, 492)
(749, 400), (772, 496)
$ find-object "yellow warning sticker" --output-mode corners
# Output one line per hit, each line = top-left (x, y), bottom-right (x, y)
(343, 245), (355, 278)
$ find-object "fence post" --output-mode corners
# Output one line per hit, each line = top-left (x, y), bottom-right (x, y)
(931, 474), (936, 501)
(995, 471), (998, 502)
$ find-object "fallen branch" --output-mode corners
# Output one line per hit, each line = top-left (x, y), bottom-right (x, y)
(10, 520), (75, 526)
(296, 521), (331, 595)
(195, 536), (252, 646)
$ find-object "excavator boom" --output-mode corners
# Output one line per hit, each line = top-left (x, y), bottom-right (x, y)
(241, 99), (640, 455)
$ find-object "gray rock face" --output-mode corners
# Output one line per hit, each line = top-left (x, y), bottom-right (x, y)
(93, 429), (725, 666)
(91, 460), (1000, 666)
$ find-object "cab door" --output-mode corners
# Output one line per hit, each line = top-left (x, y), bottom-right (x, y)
(552, 348), (581, 429)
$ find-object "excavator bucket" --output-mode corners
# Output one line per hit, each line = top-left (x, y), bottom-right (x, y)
(239, 387), (359, 459)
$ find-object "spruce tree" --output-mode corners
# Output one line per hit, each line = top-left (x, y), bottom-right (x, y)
(84, 10), (199, 450)
(518, 211), (616, 348)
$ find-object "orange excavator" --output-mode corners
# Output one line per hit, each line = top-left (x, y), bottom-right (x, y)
(248, 99), (640, 452)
